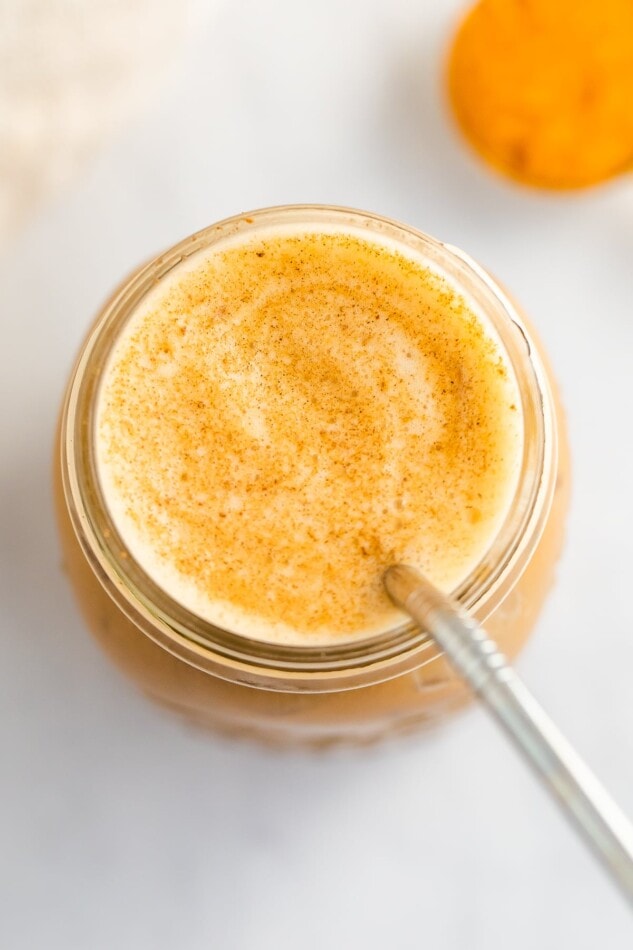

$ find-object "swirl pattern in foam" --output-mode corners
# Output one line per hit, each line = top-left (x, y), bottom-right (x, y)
(96, 227), (523, 643)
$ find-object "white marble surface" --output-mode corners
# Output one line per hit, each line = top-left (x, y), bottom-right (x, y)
(1, 1), (633, 946)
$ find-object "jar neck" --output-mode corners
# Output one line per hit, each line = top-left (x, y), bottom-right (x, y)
(61, 205), (557, 692)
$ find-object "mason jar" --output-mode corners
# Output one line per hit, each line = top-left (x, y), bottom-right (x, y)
(55, 205), (569, 747)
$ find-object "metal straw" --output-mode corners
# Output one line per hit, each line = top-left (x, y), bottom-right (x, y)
(384, 564), (633, 906)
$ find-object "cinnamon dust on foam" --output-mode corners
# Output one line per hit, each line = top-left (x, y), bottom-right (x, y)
(96, 230), (522, 643)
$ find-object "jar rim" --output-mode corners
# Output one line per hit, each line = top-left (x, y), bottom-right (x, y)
(60, 204), (557, 690)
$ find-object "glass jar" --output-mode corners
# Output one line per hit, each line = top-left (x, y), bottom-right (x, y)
(54, 206), (569, 747)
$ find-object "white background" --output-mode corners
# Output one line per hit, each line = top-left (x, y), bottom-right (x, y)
(2, 1), (633, 946)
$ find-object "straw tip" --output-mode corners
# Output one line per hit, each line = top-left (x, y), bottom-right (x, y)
(383, 564), (423, 607)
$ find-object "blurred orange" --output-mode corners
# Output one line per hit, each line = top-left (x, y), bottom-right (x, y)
(447, 0), (633, 189)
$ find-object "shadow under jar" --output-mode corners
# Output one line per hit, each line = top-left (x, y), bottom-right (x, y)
(55, 206), (569, 748)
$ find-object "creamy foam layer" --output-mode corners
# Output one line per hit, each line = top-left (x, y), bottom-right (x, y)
(96, 226), (523, 644)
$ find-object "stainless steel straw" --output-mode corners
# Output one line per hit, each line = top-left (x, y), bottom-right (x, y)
(384, 564), (633, 905)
